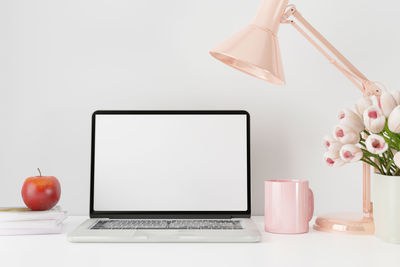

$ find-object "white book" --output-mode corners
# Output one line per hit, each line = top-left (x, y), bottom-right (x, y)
(0, 219), (63, 229)
(0, 206), (66, 222)
(0, 224), (63, 235)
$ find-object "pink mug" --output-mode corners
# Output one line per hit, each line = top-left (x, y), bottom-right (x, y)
(264, 179), (314, 234)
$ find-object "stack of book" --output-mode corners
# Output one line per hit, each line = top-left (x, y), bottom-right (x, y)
(0, 206), (66, 235)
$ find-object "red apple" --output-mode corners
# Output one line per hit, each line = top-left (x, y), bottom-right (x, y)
(21, 168), (61, 211)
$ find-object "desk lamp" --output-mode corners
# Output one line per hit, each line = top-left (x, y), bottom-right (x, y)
(210, 0), (384, 234)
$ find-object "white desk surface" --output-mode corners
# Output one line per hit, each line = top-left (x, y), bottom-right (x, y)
(0, 216), (399, 267)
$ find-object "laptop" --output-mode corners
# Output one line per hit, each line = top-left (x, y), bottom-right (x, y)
(68, 110), (261, 242)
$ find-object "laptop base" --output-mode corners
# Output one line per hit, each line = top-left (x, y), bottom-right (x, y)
(68, 218), (261, 243)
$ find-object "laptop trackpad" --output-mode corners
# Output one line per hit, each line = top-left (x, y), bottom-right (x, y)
(131, 233), (149, 241)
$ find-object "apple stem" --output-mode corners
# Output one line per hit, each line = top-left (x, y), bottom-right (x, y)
(37, 168), (42, 177)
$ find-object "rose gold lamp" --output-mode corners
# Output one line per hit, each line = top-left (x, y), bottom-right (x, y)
(210, 0), (385, 234)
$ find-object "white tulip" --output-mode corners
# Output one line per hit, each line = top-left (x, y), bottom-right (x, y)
(354, 97), (373, 118)
(380, 92), (397, 117)
(391, 91), (400, 105)
(363, 106), (385, 133)
(338, 108), (364, 133)
(323, 135), (342, 152)
(394, 151), (400, 168)
(333, 125), (360, 144)
(339, 144), (363, 163)
(365, 134), (388, 154)
(370, 95), (380, 107)
(388, 105), (400, 133)
(324, 151), (345, 167)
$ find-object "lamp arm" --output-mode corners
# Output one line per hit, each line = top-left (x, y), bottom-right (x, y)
(281, 5), (383, 97)
(282, 5), (376, 216)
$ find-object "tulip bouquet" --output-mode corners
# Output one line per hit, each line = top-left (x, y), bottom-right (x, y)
(324, 91), (400, 176)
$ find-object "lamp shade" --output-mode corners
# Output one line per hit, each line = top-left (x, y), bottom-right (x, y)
(210, 0), (289, 85)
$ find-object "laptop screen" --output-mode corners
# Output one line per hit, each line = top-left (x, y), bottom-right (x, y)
(92, 112), (249, 213)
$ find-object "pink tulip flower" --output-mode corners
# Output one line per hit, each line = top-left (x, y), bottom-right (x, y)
(379, 92), (397, 117)
(324, 151), (345, 167)
(391, 91), (400, 105)
(388, 105), (400, 133)
(338, 108), (364, 133)
(363, 106), (385, 133)
(323, 135), (342, 152)
(370, 95), (379, 107)
(354, 97), (373, 118)
(394, 151), (400, 168)
(365, 134), (388, 154)
(339, 144), (363, 163)
(333, 125), (360, 144)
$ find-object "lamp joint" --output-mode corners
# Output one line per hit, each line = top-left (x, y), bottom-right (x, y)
(362, 81), (385, 97)
(281, 4), (297, 24)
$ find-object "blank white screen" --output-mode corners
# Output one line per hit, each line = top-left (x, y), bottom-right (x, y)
(93, 114), (248, 211)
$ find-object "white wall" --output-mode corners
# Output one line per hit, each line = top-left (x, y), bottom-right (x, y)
(0, 0), (399, 216)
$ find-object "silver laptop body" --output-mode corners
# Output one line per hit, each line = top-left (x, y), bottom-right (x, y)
(68, 110), (261, 242)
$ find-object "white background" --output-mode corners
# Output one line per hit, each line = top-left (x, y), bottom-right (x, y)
(93, 114), (248, 211)
(0, 0), (399, 216)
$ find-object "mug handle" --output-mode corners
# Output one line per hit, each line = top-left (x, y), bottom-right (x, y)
(308, 188), (314, 222)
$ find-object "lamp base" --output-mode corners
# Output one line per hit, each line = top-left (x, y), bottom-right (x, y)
(313, 213), (374, 235)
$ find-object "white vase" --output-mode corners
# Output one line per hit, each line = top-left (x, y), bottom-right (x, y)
(372, 172), (400, 243)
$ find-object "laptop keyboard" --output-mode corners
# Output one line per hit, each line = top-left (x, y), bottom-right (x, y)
(90, 219), (243, 230)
